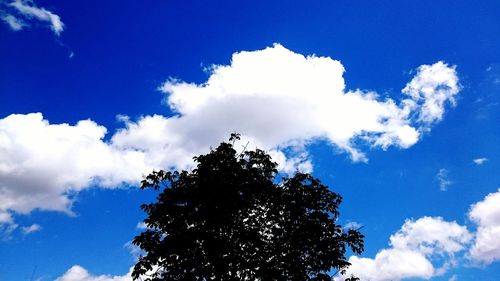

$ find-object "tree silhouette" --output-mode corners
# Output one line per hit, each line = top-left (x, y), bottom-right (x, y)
(132, 134), (364, 280)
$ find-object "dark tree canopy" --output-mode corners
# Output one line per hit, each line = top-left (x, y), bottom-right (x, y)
(132, 134), (364, 281)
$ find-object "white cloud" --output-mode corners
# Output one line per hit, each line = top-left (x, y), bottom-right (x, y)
(136, 222), (147, 230)
(0, 45), (461, 229)
(0, 210), (17, 238)
(21, 223), (41, 234)
(55, 265), (132, 281)
(340, 189), (500, 280)
(340, 217), (472, 281)
(0, 113), (151, 223)
(390, 217), (472, 255)
(344, 221), (363, 230)
(0, 210), (13, 224)
(154, 45), (459, 163)
(402, 61), (460, 124)
(1, 0), (64, 35)
(468, 189), (500, 265)
(56, 264), (159, 281)
(473, 158), (488, 165)
(124, 241), (143, 258)
(1, 13), (25, 30)
(345, 249), (434, 281)
(437, 168), (453, 191)
(0, 220), (17, 239)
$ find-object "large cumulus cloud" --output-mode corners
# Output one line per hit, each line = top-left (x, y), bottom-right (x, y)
(0, 44), (460, 231)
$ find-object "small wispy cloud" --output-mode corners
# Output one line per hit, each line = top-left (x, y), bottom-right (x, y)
(1, 0), (64, 35)
(0, 221), (18, 240)
(437, 168), (452, 191)
(344, 221), (363, 230)
(124, 240), (143, 258)
(473, 157), (488, 165)
(22, 223), (41, 234)
(1, 13), (25, 30)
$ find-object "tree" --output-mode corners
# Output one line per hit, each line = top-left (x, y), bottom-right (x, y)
(132, 134), (364, 280)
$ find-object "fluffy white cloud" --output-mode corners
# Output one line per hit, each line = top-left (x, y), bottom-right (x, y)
(0, 113), (151, 231)
(155, 44), (459, 163)
(340, 217), (472, 281)
(346, 249), (434, 281)
(56, 264), (159, 281)
(473, 158), (488, 165)
(402, 61), (460, 124)
(390, 217), (472, 255)
(468, 189), (500, 264)
(1, 0), (64, 35)
(341, 190), (500, 280)
(55, 265), (132, 281)
(437, 168), (453, 191)
(0, 45), (461, 230)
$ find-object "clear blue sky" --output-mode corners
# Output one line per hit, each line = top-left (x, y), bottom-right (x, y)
(1, 1), (500, 280)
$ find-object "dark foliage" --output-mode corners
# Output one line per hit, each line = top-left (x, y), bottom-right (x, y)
(132, 134), (364, 280)
(345, 275), (361, 281)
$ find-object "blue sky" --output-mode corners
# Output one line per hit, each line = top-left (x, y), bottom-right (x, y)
(1, 0), (500, 280)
